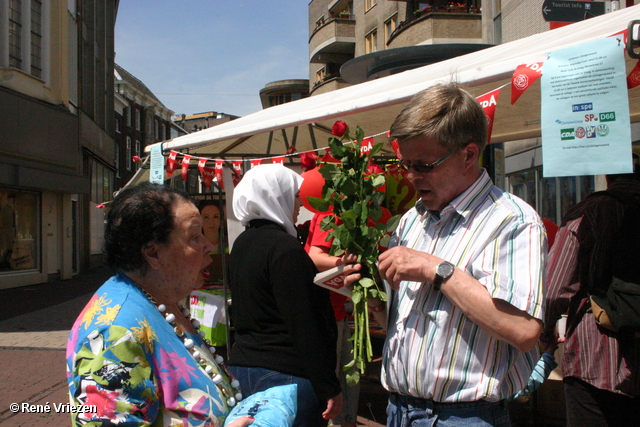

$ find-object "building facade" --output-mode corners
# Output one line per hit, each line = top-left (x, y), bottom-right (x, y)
(309, 0), (482, 94)
(0, 0), (118, 289)
(114, 64), (174, 191)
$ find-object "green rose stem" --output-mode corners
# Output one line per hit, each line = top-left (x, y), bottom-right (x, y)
(308, 123), (399, 385)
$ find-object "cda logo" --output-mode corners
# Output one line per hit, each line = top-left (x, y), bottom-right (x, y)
(561, 128), (575, 140)
(596, 124), (610, 137)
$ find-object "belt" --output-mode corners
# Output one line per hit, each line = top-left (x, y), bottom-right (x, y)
(389, 392), (507, 411)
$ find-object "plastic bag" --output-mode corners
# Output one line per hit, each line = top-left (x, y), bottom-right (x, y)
(224, 384), (297, 427)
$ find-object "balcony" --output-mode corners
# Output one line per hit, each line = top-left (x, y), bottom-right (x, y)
(310, 75), (350, 96)
(309, 15), (356, 64)
(388, 7), (481, 49)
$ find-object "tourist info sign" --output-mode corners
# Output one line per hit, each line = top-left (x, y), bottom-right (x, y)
(541, 37), (632, 177)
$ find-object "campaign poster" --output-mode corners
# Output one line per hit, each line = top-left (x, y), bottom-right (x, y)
(541, 37), (632, 177)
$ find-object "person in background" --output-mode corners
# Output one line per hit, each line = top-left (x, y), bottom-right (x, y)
(343, 82), (546, 426)
(543, 155), (640, 425)
(304, 211), (360, 427)
(228, 164), (343, 427)
(66, 182), (251, 427)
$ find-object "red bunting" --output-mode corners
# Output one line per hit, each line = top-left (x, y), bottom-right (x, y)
(511, 62), (543, 105)
(391, 139), (401, 159)
(272, 156), (285, 165)
(250, 159), (262, 169)
(476, 88), (501, 143)
(166, 150), (179, 177)
(232, 160), (243, 187)
(200, 166), (216, 189)
(215, 160), (225, 189)
(360, 137), (374, 154)
(181, 155), (192, 182)
(628, 60), (640, 89)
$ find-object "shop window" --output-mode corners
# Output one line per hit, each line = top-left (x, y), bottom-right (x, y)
(0, 189), (39, 272)
(509, 168), (595, 225)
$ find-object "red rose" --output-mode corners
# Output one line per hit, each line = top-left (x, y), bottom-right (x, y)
(132, 155), (141, 163)
(331, 121), (348, 137)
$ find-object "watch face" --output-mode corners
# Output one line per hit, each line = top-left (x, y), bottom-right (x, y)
(437, 262), (454, 278)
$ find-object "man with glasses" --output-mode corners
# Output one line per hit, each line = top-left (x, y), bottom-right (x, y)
(345, 83), (546, 426)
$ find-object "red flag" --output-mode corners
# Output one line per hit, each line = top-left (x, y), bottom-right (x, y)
(181, 155), (192, 182)
(197, 158), (208, 172)
(477, 88), (501, 143)
(215, 160), (225, 189)
(511, 62), (543, 105)
(250, 159), (262, 169)
(272, 156), (285, 165)
(628, 60), (640, 89)
(200, 165), (215, 189)
(232, 160), (243, 186)
(360, 137), (374, 154)
(391, 139), (401, 159)
(166, 150), (179, 177)
(321, 151), (339, 164)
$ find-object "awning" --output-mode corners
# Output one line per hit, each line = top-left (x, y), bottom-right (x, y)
(146, 5), (640, 159)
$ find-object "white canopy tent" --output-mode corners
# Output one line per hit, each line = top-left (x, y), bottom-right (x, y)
(146, 5), (640, 161)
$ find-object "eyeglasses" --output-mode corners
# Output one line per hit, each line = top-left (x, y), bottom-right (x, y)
(397, 147), (458, 173)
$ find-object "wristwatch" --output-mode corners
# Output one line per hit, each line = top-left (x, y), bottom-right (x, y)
(433, 261), (455, 290)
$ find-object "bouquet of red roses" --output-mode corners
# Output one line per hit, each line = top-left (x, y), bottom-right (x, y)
(308, 121), (398, 385)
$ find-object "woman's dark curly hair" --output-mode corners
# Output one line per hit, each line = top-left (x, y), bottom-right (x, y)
(104, 182), (193, 274)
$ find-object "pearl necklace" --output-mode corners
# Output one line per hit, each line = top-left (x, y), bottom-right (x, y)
(135, 284), (242, 407)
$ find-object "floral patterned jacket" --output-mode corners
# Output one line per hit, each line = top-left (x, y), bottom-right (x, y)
(66, 272), (232, 426)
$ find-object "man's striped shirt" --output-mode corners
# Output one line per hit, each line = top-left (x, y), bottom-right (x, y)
(381, 170), (546, 402)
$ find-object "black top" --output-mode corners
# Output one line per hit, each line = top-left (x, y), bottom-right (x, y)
(228, 220), (340, 400)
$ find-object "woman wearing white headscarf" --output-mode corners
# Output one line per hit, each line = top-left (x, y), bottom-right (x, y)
(228, 164), (343, 427)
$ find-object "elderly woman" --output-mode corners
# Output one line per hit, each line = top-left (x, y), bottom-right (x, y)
(228, 164), (343, 427)
(66, 182), (251, 427)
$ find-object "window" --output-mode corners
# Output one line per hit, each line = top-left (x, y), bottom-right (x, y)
(125, 107), (131, 127)
(384, 15), (397, 43)
(114, 142), (120, 178)
(316, 67), (326, 83)
(135, 109), (141, 131)
(154, 119), (159, 140)
(508, 168), (595, 225)
(365, 0), (377, 12)
(9, 0), (23, 69)
(126, 137), (132, 171)
(30, 0), (43, 78)
(0, 189), (39, 272)
(4, 0), (48, 80)
(365, 30), (377, 54)
(135, 140), (141, 169)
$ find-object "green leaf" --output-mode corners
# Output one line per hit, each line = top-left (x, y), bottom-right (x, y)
(372, 174), (386, 189)
(345, 369), (360, 387)
(351, 289), (362, 304)
(359, 277), (376, 288)
(385, 214), (402, 233)
(307, 196), (330, 212)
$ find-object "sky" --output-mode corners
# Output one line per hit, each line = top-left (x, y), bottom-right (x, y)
(115, 1), (310, 118)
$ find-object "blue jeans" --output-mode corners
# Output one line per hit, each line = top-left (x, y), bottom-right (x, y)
(387, 393), (511, 427)
(228, 365), (324, 427)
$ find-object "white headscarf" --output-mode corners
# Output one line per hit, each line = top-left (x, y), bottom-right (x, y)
(232, 164), (304, 237)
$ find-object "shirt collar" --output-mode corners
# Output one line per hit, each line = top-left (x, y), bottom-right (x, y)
(414, 169), (493, 223)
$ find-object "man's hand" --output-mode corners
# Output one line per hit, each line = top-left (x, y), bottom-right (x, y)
(378, 246), (435, 289)
(322, 393), (343, 420)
